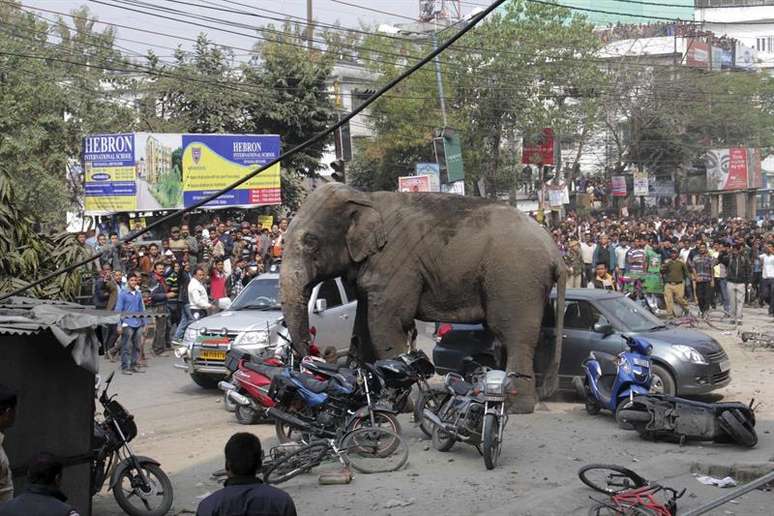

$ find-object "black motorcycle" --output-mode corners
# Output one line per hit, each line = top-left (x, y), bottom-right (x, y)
(617, 393), (758, 448)
(93, 372), (174, 516)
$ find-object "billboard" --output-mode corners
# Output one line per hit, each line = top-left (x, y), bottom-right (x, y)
(705, 148), (762, 191)
(633, 170), (649, 196)
(710, 46), (723, 71)
(522, 128), (554, 166)
(611, 176), (627, 197)
(685, 39), (710, 70)
(83, 133), (281, 214)
(415, 163), (441, 192)
(734, 42), (756, 70)
(398, 175), (431, 192)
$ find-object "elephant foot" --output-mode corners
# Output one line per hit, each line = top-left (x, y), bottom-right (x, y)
(507, 387), (537, 414)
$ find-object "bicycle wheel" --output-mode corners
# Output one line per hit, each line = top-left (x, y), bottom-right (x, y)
(578, 464), (649, 495)
(341, 427), (408, 474)
(264, 442), (330, 485)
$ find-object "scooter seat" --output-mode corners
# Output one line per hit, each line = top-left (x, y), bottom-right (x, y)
(309, 361), (340, 374)
(244, 362), (284, 379)
(290, 372), (330, 394)
(590, 351), (620, 377)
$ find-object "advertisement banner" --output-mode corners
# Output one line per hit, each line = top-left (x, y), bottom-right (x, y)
(399, 175), (431, 192)
(415, 163), (441, 192)
(258, 215), (274, 230)
(633, 170), (649, 196)
(734, 42), (756, 70)
(720, 48), (733, 69)
(706, 148), (750, 191)
(611, 176), (627, 197)
(83, 133), (281, 214)
(182, 134), (281, 208)
(686, 39), (710, 70)
(443, 134), (465, 182)
(521, 128), (554, 166)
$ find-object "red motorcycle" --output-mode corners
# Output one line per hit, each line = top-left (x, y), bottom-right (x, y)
(219, 350), (286, 424)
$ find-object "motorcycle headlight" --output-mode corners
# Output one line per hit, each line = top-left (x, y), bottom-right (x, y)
(671, 345), (708, 365)
(234, 331), (269, 348)
(183, 327), (198, 345)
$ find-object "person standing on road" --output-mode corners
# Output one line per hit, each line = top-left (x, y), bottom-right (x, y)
(614, 235), (630, 283)
(722, 241), (751, 326)
(114, 274), (146, 375)
(148, 262), (175, 357)
(589, 263), (616, 290)
(759, 242), (774, 315)
(196, 433), (296, 516)
(0, 385), (17, 503)
(580, 233), (596, 287)
(661, 248), (690, 317)
(691, 243), (715, 318)
(592, 234), (617, 276)
(209, 259), (227, 302)
(188, 266), (214, 321)
(180, 225), (199, 268)
(563, 240), (584, 289)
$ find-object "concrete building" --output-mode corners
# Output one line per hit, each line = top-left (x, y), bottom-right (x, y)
(695, 0), (772, 74)
(144, 135), (172, 184)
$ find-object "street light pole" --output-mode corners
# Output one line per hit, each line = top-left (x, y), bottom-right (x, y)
(432, 31), (448, 127)
(306, 0), (313, 51)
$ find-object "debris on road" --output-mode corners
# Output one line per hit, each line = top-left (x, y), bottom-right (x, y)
(695, 475), (738, 488)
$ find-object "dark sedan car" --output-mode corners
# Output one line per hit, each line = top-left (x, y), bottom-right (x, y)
(433, 289), (731, 396)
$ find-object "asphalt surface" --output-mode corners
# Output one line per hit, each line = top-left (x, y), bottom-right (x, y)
(91, 316), (774, 515)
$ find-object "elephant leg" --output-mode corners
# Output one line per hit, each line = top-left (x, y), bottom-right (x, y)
(365, 297), (416, 359)
(488, 299), (545, 414)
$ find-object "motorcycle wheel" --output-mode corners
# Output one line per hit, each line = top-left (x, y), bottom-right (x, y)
(190, 372), (219, 389)
(719, 409), (758, 448)
(235, 404), (258, 425)
(414, 388), (449, 438)
(482, 413), (501, 470)
(432, 425), (456, 452)
(223, 393), (237, 413)
(274, 408), (314, 444)
(113, 462), (173, 516)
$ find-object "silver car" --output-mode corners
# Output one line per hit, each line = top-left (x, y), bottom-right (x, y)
(174, 273), (357, 388)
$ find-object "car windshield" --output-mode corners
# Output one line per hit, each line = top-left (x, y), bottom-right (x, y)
(230, 278), (281, 311)
(597, 296), (667, 333)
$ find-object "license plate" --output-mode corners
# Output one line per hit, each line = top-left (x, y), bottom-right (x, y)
(718, 359), (731, 372)
(199, 350), (226, 360)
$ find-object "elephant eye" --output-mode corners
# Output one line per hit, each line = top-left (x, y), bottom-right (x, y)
(302, 233), (320, 252)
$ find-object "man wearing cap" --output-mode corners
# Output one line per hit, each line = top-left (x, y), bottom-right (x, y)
(0, 385), (17, 503)
(722, 241), (751, 325)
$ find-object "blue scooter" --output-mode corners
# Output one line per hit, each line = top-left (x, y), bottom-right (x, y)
(573, 334), (653, 422)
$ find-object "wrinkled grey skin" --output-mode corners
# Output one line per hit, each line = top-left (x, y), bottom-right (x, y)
(280, 183), (566, 412)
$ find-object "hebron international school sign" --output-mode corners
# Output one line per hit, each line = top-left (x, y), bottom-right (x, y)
(83, 133), (281, 214)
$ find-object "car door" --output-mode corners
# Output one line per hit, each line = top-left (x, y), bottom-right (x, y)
(559, 300), (621, 377)
(307, 278), (351, 351)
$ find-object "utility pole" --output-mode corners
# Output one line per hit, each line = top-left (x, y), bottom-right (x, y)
(306, 0), (313, 51)
(431, 31), (448, 127)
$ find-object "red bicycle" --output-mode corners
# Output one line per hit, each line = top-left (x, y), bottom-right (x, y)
(579, 464), (685, 515)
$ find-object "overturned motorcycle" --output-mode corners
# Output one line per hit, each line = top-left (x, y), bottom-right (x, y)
(616, 394), (758, 448)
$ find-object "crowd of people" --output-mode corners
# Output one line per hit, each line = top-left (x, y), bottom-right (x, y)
(74, 215), (290, 374)
(552, 212), (774, 325)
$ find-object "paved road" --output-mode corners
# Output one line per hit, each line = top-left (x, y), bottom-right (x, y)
(135, 178), (162, 210)
(92, 314), (774, 515)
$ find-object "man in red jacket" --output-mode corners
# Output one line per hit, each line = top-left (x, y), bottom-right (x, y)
(209, 259), (227, 301)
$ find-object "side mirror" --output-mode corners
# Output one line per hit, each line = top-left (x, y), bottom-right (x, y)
(593, 322), (614, 337)
(218, 297), (232, 310)
(314, 299), (328, 313)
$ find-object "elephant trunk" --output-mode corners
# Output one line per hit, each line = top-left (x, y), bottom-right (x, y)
(280, 268), (311, 356)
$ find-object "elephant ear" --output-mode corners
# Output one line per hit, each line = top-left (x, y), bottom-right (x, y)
(346, 201), (386, 263)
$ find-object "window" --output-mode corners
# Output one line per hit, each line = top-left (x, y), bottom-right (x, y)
(563, 301), (606, 330)
(756, 36), (774, 53)
(317, 280), (343, 308)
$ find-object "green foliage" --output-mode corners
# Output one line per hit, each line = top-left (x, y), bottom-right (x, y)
(152, 171), (183, 208)
(0, 171), (89, 300)
(350, 0), (602, 196)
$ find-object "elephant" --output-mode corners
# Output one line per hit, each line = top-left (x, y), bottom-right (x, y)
(280, 182), (566, 413)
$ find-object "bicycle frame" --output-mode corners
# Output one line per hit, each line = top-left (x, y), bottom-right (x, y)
(598, 484), (682, 516)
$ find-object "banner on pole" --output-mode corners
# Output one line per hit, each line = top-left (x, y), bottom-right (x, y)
(399, 175), (432, 192)
(633, 170), (649, 196)
(611, 176), (627, 197)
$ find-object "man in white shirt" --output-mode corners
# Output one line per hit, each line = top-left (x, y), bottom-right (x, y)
(759, 243), (774, 315)
(580, 233), (597, 287)
(614, 236), (630, 281)
(188, 266), (213, 319)
(0, 385), (17, 503)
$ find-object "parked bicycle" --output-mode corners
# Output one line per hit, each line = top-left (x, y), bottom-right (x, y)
(578, 464), (685, 516)
(263, 427), (408, 484)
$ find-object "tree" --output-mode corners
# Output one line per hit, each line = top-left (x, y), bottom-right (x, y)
(350, 0), (603, 197)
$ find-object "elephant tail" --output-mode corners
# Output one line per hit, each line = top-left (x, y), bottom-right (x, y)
(539, 258), (567, 399)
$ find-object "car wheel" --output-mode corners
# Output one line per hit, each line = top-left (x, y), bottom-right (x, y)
(190, 372), (220, 389)
(649, 364), (676, 396)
